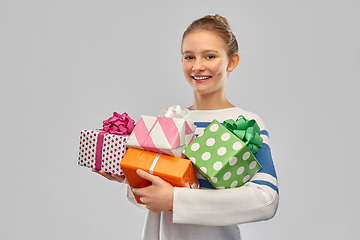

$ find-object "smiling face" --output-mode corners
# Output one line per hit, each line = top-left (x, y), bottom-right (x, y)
(182, 30), (232, 96)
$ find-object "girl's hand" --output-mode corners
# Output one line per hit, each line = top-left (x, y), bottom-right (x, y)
(92, 169), (126, 183)
(131, 169), (174, 213)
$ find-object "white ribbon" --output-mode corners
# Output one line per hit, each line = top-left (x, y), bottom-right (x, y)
(149, 153), (161, 174)
(158, 105), (195, 122)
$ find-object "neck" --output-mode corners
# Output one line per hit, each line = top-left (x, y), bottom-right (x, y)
(189, 91), (234, 110)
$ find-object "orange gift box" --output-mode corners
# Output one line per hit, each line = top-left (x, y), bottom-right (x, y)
(120, 148), (200, 204)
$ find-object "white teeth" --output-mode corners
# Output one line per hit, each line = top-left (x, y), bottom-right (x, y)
(193, 76), (210, 80)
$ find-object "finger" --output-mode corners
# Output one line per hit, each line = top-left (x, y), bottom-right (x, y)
(99, 170), (120, 181)
(136, 169), (159, 183)
(131, 187), (142, 196)
(105, 172), (125, 182)
(93, 169), (111, 179)
(111, 173), (125, 179)
(99, 170), (113, 178)
(113, 175), (126, 183)
(93, 169), (126, 183)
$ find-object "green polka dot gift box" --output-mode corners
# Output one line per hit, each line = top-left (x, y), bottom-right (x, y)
(184, 118), (262, 189)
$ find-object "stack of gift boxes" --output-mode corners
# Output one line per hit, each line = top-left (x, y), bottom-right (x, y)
(78, 106), (263, 204)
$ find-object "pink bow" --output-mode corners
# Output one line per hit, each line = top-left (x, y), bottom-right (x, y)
(102, 112), (135, 135)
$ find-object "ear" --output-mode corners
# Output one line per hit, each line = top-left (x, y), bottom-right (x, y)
(227, 53), (240, 72)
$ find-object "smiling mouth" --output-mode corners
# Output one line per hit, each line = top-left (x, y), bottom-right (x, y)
(192, 76), (211, 81)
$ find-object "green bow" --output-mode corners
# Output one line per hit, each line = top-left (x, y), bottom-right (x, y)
(223, 115), (263, 154)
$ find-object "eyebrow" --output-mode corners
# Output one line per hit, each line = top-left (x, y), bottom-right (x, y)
(182, 49), (220, 55)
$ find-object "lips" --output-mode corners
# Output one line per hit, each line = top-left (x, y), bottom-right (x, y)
(192, 75), (211, 81)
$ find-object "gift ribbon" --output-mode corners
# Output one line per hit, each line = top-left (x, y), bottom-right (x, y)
(94, 125), (122, 170)
(159, 105), (195, 122)
(95, 131), (106, 170)
(149, 153), (161, 174)
(102, 112), (135, 135)
(223, 115), (263, 154)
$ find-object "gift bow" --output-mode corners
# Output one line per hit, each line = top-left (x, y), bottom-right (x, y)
(223, 115), (263, 154)
(102, 112), (135, 135)
(159, 105), (195, 122)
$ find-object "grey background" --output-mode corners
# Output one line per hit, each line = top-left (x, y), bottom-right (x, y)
(1, 0), (359, 239)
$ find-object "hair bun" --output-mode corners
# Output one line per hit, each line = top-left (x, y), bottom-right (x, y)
(204, 14), (230, 27)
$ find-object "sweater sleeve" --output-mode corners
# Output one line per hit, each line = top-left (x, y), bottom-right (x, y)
(172, 125), (279, 226)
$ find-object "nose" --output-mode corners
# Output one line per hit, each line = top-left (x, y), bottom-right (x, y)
(192, 59), (205, 72)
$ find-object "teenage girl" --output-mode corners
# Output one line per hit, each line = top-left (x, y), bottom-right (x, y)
(93, 14), (278, 240)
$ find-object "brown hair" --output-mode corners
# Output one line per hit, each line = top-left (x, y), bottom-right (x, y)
(181, 14), (238, 58)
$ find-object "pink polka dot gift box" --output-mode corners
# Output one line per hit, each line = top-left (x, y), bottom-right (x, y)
(78, 112), (135, 175)
(184, 116), (263, 189)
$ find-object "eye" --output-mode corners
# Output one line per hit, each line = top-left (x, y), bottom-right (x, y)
(184, 55), (194, 60)
(206, 55), (216, 59)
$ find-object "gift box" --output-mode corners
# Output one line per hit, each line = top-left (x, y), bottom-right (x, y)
(126, 105), (196, 158)
(78, 130), (128, 175)
(184, 118), (262, 189)
(120, 147), (200, 204)
(78, 112), (135, 175)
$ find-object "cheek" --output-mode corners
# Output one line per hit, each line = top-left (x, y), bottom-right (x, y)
(182, 64), (186, 74)
(210, 61), (227, 74)
(182, 63), (191, 75)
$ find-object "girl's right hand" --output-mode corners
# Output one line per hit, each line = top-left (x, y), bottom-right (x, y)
(92, 169), (126, 183)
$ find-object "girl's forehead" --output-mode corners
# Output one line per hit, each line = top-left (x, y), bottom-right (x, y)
(183, 30), (222, 41)
(182, 30), (227, 52)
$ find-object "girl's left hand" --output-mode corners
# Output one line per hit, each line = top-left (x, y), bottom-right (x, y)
(92, 169), (126, 183)
(131, 169), (174, 213)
